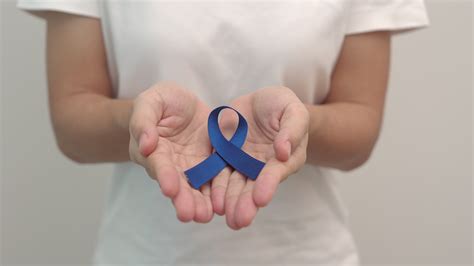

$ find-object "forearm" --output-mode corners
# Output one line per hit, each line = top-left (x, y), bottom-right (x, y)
(306, 102), (382, 171)
(51, 93), (133, 163)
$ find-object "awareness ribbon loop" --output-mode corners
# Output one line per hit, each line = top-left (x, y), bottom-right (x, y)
(185, 106), (265, 189)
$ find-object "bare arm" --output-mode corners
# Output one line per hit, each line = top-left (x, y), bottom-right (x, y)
(213, 32), (390, 228)
(45, 12), (132, 163)
(45, 10), (389, 170)
(306, 31), (390, 171)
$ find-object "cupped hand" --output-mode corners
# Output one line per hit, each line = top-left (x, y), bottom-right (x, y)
(129, 82), (215, 223)
(211, 86), (309, 229)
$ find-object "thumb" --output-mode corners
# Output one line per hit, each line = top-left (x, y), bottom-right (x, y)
(129, 91), (164, 157)
(273, 103), (309, 162)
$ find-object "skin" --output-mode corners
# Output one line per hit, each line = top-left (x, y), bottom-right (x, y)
(42, 12), (389, 229)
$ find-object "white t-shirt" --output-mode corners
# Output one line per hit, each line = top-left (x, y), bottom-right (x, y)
(18, 1), (429, 264)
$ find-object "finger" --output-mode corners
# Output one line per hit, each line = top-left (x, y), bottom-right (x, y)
(148, 152), (180, 198)
(234, 179), (258, 228)
(129, 137), (145, 165)
(274, 103), (309, 162)
(192, 186), (213, 223)
(172, 174), (195, 222)
(201, 183), (214, 221)
(129, 91), (164, 156)
(224, 171), (246, 230)
(252, 160), (289, 207)
(211, 167), (232, 215)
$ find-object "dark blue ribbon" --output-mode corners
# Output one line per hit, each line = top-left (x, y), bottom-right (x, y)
(185, 106), (265, 189)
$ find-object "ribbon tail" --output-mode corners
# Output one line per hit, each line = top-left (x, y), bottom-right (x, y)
(185, 153), (227, 189)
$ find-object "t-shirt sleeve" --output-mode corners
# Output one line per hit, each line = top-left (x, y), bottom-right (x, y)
(345, 0), (429, 35)
(17, 0), (100, 18)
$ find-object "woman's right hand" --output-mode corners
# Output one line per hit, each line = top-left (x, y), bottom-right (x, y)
(128, 82), (214, 223)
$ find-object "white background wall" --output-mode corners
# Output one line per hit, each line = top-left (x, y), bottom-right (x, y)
(1, 0), (472, 265)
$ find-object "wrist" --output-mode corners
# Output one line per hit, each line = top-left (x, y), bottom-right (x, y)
(305, 104), (323, 138)
(107, 98), (134, 133)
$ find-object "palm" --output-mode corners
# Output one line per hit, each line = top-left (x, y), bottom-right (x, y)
(154, 97), (211, 174)
(231, 95), (279, 162)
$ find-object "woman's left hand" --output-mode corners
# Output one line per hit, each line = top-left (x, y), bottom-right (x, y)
(211, 86), (309, 229)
